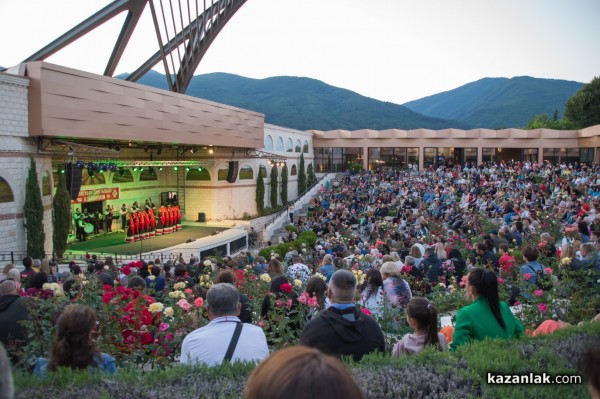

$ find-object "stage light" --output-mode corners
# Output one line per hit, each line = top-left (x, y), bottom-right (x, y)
(158, 167), (163, 171)
(128, 141), (132, 147)
(133, 167), (138, 171)
(186, 167), (190, 171)
(108, 163), (117, 172)
(208, 149), (213, 154)
(174, 166), (178, 171)
(198, 167), (202, 171)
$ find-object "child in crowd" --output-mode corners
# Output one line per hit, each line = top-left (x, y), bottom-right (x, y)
(392, 297), (447, 356)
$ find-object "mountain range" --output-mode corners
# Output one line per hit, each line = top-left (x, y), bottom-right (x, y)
(120, 71), (584, 131)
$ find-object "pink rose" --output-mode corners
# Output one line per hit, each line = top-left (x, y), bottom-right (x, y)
(544, 267), (553, 275)
(286, 299), (293, 309)
(185, 288), (193, 295)
(159, 323), (170, 332)
(534, 289), (544, 297)
(298, 295), (307, 304)
(177, 299), (191, 311)
(460, 276), (467, 287)
(523, 273), (532, 281)
(257, 320), (265, 328)
(538, 303), (547, 313)
(497, 277), (504, 285)
(194, 297), (204, 307)
(307, 297), (319, 307)
(514, 301), (521, 306)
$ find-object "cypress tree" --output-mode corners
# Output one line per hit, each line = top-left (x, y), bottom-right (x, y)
(53, 171), (71, 259)
(281, 163), (288, 205)
(307, 162), (316, 186)
(298, 153), (306, 194)
(270, 165), (278, 208)
(24, 157), (46, 258)
(256, 172), (265, 215)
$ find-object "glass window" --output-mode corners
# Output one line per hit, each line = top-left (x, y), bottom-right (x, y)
(424, 148), (437, 167)
(265, 135), (273, 151)
(286, 138), (293, 152)
(259, 165), (267, 178)
(218, 167), (229, 181)
(303, 140), (309, 153)
(0, 176), (14, 203)
(42, 171), (51, 196)
(187, 168), (211, 181)
(239, 166), (253, 180)
(580, 148), (595, 164)
(276, 137), (284, 152)
(295, 139), (302, 153)
(291, 164), (297, 175)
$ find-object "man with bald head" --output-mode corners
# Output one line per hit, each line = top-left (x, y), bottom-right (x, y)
(0, 280), (32, 364)
(299, 270), (385, 361)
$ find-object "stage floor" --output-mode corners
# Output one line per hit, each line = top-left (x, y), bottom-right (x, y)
(66, 225), (228, 256)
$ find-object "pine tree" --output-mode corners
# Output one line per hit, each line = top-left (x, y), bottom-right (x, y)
(281, 163), (288, 205)
(256, 171), (265, 215)
(270, 165), (278, 208)
(298, 153), (307, 194)
(24, 157), (46, 258)
(307, 162), (316, 186)
(53, 171), (71, 259)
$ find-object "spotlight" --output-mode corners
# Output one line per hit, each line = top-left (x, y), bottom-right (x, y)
(156, 146), (162, 155)
(208, 149), (214, 154)
(133, 167), (138, 172)
(174, 166), (178, 171)
(87, 162), (97, 171)
(186, 167), (190, 171)
(108, 163), (117, 172)
(128, 141), (132, 147)
(198, 167), (202, 171)
(99, 164), (108, 172)
(75, 160), (85, 169)
(158, 167), (163, 171)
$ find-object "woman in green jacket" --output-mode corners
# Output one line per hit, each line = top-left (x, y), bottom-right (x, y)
(450, 268), (524, 350)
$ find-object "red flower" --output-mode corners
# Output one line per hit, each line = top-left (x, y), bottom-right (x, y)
(280, 283), (293, 294)
(360, 307), (372, 316)
(523, 273), (532, 281)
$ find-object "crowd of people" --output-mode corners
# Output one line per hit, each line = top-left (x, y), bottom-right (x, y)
(1, 159), (600, 398)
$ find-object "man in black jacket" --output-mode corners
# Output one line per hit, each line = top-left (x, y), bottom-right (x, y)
(0, 280), (32, 364)
(299, 270), (385, 361)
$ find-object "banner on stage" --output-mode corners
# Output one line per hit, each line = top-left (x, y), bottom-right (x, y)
(72, 188), (120, 204)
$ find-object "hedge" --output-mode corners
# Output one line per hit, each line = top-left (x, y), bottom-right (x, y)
(14, 322), (600, 399)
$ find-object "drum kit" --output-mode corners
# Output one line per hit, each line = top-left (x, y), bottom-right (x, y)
(83, 223), (94, 234)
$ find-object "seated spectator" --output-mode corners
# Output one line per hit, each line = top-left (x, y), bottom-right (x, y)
(520, 246), (545, 287)
(180, 283), (268, 366)
(214, 270), (252, 323)
(581, 344), (600, 399)
(0, 264), (15, 283)
(254, 257), (268, 275)
(357, 269), (384, 318)
(0, 343), (14, 399)
(145, 265), (166, 296)
(244, 346), (364, 399)
(24, 272), (53, 299)
(450, 268), (524, 350)
(34, 304), (116, 377)
(305, 276), (329, 311)
(421, 247), (443, 283)
(318, 254), (335, 283)
(299, 270), (385, 361)
(381, 261), (412, 327)
(0, 280), (32, 365)
(392, 297), (447, 356)
(498, 243), (515, 278)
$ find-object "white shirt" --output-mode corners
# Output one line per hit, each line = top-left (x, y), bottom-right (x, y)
(286, 263), (311, 281)
(180, 316), (269, 366)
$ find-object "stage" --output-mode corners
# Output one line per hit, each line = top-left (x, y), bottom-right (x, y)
(66, 225), (228, 256)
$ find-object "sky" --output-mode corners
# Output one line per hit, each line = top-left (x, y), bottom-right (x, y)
(1, 0), (599, 104)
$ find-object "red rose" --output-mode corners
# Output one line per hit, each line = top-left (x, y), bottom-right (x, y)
(280, 283), (293, 294)
(360, 308), (372, 316)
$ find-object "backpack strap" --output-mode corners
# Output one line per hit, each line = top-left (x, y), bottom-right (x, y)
(223, 322), (243, 363)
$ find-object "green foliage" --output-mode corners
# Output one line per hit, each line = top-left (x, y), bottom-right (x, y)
(24, 157), (45, 258)
(255, 173), (265, 215)
(52, 173), (70, 259)
(280, 164), (288, 205)
(284, 224), (298, 233)
(269, 166), (278, 208)
(307, 162), (316, 186)
(565, 76), (600, 129)
(14, 323), (600, 398)
(348, 162), (364, 171)
(526, 113), (575, 130)
(298, 154), (306, 195)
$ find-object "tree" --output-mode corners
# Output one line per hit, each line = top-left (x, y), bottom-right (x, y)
(307, 162), (316, 186)
(270, 165), (278, 208)
(281, 163), (288, 205)
(298, 153), (306, 194)
(256, 172), (265, 215)
(25, 157), (46, 258)
(526, 113), (574, 130)
(565, 76), (600, 129)
(52, 172), (71, 259)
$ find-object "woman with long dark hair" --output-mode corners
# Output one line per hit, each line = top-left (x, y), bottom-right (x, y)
(450, 268), (524, 350)
(392, 297), (447, 355)
(357, 269), (384, 318)
(34, 304), (116, 376)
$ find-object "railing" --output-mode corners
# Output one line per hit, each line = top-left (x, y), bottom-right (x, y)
(263, 175), (328, 231)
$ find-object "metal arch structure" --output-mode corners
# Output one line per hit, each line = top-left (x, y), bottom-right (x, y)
(18, 0), (248, 94)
